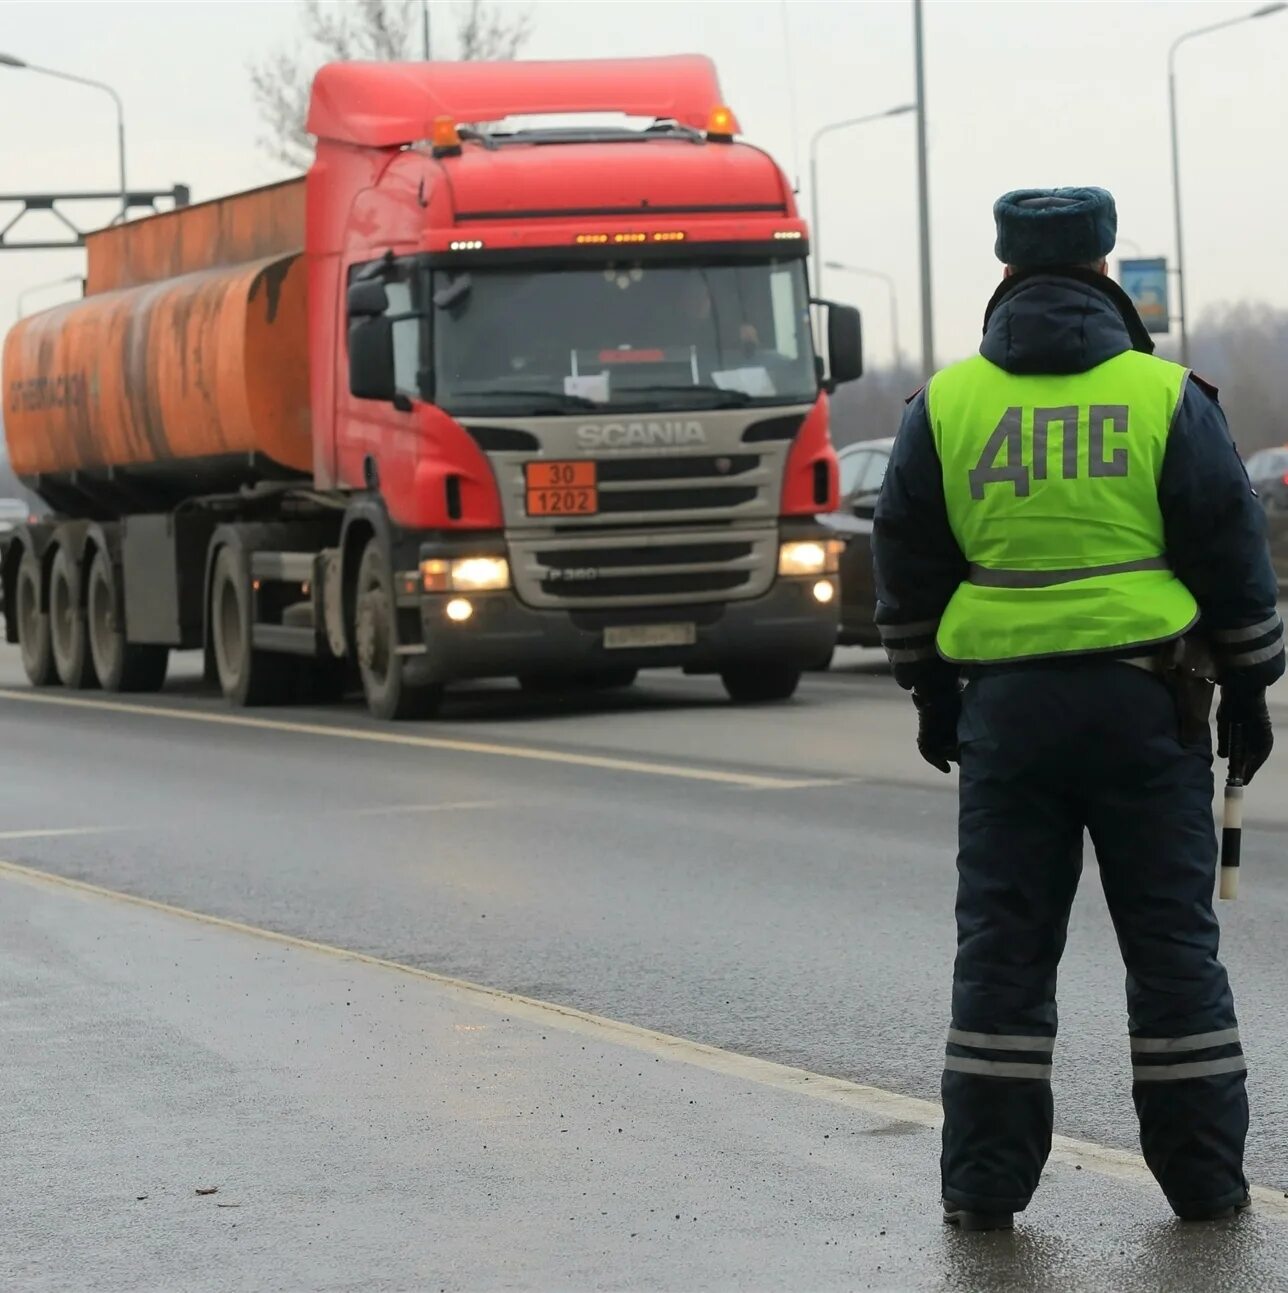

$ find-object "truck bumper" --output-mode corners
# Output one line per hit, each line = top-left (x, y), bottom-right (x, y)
(415, 578), (839, 683)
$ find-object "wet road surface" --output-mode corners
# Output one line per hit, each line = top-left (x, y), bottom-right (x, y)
(2, 644), (1287, 1289)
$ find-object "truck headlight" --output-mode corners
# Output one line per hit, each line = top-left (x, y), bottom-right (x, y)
(450, 556), (510, 591)
(778, 540), (841, 577)
(420, 555), (511, 593)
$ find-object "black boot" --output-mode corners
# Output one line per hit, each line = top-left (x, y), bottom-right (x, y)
(1174, 1193), (1251, 1222)
(942, 1199), (1014, 1232)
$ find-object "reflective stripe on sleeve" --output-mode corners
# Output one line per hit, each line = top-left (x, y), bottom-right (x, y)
(886, 645), (939, 664)
(1213, 613), (1283, 645)
(1223, 639), (1284, 669)
(877, 620), (940, 642)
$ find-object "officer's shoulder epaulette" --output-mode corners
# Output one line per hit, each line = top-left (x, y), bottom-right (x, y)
(1188, 371), (1220, 402)
(904, 384), (927, 406)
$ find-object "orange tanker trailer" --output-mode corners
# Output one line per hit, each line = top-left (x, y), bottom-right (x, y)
(1, 56), (860, 719)
(5, 178), (311, 504)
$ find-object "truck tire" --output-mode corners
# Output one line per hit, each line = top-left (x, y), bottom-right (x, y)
(210, 545), (295, 706)
(355, 539), (443, 721)
(49, 546), (99, 690)
(86, 547), (169, 693)
(720, 663), (801, 704)
(15, 548), (56, 687)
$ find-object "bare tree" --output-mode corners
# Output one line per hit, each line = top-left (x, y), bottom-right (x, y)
(250, 0), (532, 171)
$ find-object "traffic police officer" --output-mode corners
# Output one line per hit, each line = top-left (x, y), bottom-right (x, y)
(872, 187), (1284, 1231)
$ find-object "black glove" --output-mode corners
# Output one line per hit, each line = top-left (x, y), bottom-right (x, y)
(912, 684), (961, 774)
(1217, 686), (1273, 785)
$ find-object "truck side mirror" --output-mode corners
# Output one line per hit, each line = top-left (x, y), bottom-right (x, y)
(348, 317), (396, 402)
(348, 279), (389, 318)
(826, 303), (863, 388)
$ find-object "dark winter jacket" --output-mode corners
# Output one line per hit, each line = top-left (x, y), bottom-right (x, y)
(872, 270), (1285, 694)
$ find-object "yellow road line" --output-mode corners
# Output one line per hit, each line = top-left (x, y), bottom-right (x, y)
(3, 855), (1283, 1218)
(0, 688), (807, 791)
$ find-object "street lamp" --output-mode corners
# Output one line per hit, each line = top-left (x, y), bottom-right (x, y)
(808, 103), (915, 302)
(1168, 3), (1285, 364)
(17, 273), (84, 319)
(825, 261), (902, 368)
(0, 53), (128, 222)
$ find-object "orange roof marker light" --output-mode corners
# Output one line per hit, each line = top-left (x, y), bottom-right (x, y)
(431, 115), (462, 158)
(706, 105), (741, 142)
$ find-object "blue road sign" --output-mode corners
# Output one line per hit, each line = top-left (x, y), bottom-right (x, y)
(1119, 258), (1170, 334)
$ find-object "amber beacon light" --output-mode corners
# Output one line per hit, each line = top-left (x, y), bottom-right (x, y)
(706, 105), (740, 142)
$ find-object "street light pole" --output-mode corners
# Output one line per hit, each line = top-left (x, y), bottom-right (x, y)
(825, 261), (901, 368)
(913, 0), (934, 379)
(421, 0), (432, 59)
(0, 54), (128, 221)
(1167, 3), (1285, 366)
(808, 103), (915, 302)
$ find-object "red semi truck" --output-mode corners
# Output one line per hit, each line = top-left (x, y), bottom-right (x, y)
(2, 56), (862, 719)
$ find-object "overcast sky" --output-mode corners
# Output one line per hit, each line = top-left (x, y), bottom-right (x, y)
(1, 0), (1284, 371)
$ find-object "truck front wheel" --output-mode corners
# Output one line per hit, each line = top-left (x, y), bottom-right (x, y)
(49, 547), (98, 690)
(86, 547), (169, 693)
(720, 663), (801, 704)
(15, 548), (56, 687)
(354, 540), (443, 721)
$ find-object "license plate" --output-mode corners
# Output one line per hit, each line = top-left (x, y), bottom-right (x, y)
(526, 461), (598, 516)
(604, 623), (697, 650)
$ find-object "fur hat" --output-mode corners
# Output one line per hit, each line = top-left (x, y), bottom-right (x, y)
(993, 187), (1117, 269)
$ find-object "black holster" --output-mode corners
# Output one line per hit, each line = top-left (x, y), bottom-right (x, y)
(1160, 636), (1216, 746)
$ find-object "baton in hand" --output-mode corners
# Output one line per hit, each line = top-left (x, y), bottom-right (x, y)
(1219, 730), (1244, 902)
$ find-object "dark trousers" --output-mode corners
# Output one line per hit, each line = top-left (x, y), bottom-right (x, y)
(942, 662), (1248, 1215)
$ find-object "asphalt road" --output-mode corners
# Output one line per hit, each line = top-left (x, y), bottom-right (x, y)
(3, 642), (1287, 1288)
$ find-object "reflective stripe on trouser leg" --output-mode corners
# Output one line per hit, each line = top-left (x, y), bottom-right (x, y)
(1130, 1028), (1246, 1082)
(944, 1029), (1054, 1080)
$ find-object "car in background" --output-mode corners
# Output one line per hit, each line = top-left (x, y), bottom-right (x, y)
(0, 498), (31, 533)
(1244, 447), (1288, 512)
(820, 438), (894, 648)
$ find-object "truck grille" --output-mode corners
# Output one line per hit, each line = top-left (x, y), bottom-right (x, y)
(509, 528), (778, 609)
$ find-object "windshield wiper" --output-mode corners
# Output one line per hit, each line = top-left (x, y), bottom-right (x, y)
(446, 387), (603, 411)
(612, 384), (756, 408)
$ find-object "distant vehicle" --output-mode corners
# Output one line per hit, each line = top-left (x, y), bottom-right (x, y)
(1245, 447), (1288, 511)
(820, 438), (894, 647)
(0, 498), (30, 533)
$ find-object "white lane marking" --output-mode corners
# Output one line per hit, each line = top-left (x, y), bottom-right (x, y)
(3, 856), (1284, 1218)
(0, 688), (809, 791)
(342, 799), (506, 818)
(0, 826), (120, 841)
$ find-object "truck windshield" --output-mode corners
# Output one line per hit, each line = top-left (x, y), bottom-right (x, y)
(431, 258), (817, 415)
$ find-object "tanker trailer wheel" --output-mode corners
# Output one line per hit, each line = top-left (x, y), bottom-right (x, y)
(49, 547), (99, 690)
(86, 548), (169, 693)
(354, 539), (443, 722)
(15, 548), (56, 687)
(210, 546), (295, 707)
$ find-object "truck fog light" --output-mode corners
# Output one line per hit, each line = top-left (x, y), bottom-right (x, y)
(446, 597), (474, 623)
(812, 580), (835, 605)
